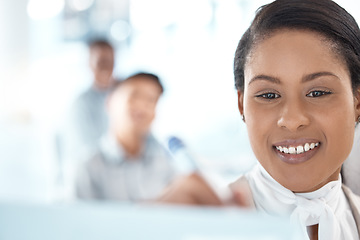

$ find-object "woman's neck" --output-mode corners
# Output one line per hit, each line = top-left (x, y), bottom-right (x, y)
(307, 225), (318, 240)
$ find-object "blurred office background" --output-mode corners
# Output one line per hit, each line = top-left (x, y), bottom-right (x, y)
(0, 0), (359, 203)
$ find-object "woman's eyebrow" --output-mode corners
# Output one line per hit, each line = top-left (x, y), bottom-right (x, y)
(249, 72), (340, 85)
(248, 75), (280, 85)
(302, 71), (339, 82)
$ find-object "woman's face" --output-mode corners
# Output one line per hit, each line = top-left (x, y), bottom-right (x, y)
(239, 30), (360, 192)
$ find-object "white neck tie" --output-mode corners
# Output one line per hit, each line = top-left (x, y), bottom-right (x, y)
(246, 164), (343, 240)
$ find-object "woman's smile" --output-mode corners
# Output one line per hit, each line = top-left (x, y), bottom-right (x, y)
(273, 139), (320, 164)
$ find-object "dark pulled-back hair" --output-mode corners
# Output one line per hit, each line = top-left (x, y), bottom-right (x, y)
(234, 0), (360, 93)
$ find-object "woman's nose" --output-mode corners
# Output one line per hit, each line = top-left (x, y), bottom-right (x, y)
(277, 99), (311, 132)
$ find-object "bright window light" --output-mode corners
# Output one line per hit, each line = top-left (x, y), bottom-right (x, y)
(130, 0), (177, 30)
(27, 0), (65, 20)
(110, 20), (131, 41)
(68, 0), (95, 12)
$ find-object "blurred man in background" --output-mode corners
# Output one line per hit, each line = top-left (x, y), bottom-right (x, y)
(63, 39), (115, 160)
(75, 72), (177, 201)
(56, 39), (115, 199)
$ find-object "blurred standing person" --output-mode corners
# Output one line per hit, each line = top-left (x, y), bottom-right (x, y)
(75, 72), (178, 201)
(64, 39), (115, 159)
(66, 40), (114, 156)
(57, 39), (115, 199)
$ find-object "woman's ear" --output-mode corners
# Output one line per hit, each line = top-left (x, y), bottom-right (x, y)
(237, 90), (244, 117)
(355, 88), (360, 123)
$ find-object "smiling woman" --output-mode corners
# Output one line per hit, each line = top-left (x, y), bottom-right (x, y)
(158, 0), (360, 239)
(233, 1), (360, 238)
(241, 29), (356, 193)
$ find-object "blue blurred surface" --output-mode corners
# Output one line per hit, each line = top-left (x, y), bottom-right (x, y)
(0, 201), (300, 240)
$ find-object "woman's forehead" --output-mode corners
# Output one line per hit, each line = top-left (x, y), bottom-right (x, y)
(246, 29), (347, 71)
(243, 29), (351, 87)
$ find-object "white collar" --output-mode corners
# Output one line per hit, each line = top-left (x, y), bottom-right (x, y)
(245, 163), (357, 240)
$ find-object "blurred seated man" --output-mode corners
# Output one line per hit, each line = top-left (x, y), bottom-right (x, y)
(75, 72), (177, 201)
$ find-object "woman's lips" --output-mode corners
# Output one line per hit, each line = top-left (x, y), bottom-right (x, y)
(273, 142), (321, 164)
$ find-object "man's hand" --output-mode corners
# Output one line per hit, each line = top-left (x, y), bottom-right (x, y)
(157, 173), (255, 208)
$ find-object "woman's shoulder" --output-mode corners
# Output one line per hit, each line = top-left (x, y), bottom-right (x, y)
(343, 184), (360, 207)
(229, 175), (249, 189)
(229, 175), (256, 208)
(342, 184), (360, 229)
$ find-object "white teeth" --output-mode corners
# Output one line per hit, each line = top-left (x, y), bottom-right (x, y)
(275, 142), (320, 155)
(283, 147), (289, 154)
(289, 147), (296, 154)
(304, 143), (310, 152)
(296, 145), (304, 154)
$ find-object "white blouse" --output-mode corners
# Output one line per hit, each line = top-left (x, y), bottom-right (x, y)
(245, 163), (359, 240)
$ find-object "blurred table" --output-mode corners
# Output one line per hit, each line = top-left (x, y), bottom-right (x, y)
(0, 201), (300, 240)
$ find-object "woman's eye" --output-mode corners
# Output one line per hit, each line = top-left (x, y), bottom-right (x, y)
(306, 90), (332, 97)
(256, 92), (280, 99)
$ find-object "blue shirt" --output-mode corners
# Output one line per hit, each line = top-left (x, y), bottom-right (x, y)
(75, 134), (178, 201)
